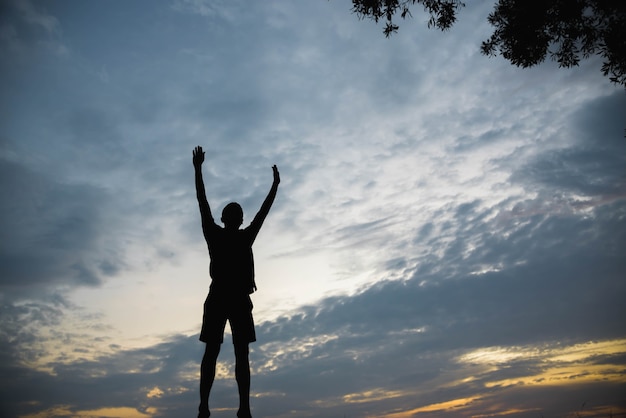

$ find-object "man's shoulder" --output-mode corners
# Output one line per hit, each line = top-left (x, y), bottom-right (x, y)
(209, 227), (253, 246)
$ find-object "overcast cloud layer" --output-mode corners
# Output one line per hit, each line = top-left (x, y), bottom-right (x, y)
(1, 1), (625, 417)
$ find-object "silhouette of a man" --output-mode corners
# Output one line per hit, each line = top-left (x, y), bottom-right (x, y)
(193, 146), (279, 418)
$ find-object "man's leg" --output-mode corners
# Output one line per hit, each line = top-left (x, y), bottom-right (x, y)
(199, 342), (221, 418)
(234, 342), (251, 418)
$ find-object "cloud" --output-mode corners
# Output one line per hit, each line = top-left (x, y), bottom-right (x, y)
(244, 180), (625, 416)
(0, 155), (123, 293)
(0, 334), (202, 418)
(3, 177), (623, 416)
(0, 0), (67, 57)
(171, 0), (244, 22)
(14, 0), (59, 35)
(512, 92), (626, 196)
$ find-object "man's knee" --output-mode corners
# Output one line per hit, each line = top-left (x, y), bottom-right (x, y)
(234, 343), (249, 360)
(203, 343), (221, 363)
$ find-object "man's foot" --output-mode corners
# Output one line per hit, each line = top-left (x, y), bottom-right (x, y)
(198, 404), (210, 418)
(236, 409), (251, 418)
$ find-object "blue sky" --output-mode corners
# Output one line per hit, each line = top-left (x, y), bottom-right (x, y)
(1, 1), (625, 417)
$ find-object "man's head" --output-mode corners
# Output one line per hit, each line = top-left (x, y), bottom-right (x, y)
(221, 202), (243, 229)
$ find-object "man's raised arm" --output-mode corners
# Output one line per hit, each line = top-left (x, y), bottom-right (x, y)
(248, 165), (280, 241)
(193, 146), (215, 236)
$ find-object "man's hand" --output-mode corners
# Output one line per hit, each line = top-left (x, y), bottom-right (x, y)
(272, 165), (280, 185)
(193, 146), (205, 168)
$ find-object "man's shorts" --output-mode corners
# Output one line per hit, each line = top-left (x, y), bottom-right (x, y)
(199, 291), (256, 345)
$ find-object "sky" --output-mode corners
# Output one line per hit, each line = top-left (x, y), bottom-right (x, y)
(0, 0), (625, 417)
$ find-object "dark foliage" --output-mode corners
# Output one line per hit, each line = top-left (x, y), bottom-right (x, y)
(482, 0), (626, 86)
(351, 0), (464, 36)
(351, 0), (626, 86)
